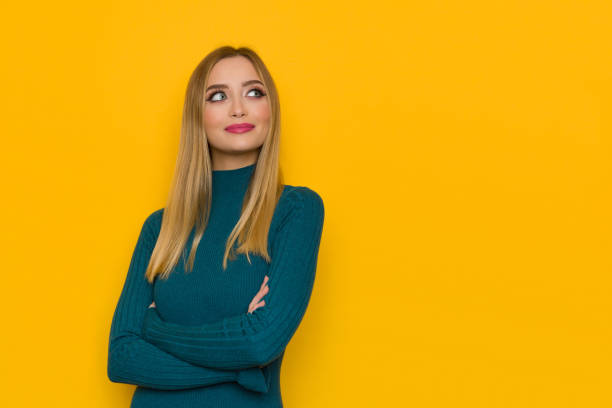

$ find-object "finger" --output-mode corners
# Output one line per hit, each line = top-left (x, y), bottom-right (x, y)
(254, 283), (269, 301)
(248, 299), (265, 313)
(249, 294), (261, 311)
(250, 284), (269, 306)
(248, 296), (266, 313)
(248, 294), (260, 311)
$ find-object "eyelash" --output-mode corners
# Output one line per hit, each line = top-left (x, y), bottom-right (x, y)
(206, 88), (266, 102)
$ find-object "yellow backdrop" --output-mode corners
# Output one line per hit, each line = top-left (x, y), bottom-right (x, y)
(0, 0), (610, 406)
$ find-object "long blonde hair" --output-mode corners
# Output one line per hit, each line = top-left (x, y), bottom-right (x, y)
(145, 45), (284, 283)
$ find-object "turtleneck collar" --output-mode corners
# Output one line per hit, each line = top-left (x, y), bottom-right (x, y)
(211, 163), (256, 199)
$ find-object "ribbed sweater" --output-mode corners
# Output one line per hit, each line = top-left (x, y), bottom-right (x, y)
(107, 163), (325, 408)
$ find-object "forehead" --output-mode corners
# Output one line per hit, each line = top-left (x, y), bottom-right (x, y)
(207, 56), (260, 84)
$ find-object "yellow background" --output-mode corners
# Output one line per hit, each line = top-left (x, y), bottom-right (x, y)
(0, 0), (610, 406)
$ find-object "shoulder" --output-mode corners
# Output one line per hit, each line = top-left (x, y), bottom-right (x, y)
(141, 207), (164, 239)
(272, 185), (325, 229)
(279, 185), (323, 211)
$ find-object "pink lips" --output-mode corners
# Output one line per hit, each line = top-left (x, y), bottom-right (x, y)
(225, 123), (255, 133)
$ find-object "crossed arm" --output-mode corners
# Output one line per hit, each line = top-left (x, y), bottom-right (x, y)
(108, 187), (324, 391)
(141, 187), (325, 370)
(107, 210), (269, 392)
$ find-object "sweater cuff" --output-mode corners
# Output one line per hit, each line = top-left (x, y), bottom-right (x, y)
(236, 367), (270, 393)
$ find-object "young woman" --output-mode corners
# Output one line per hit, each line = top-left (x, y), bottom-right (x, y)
(107, 46), (325, 407)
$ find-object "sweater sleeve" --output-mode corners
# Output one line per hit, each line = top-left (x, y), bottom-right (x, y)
(107, 210), (270, 392)
(141, 187), (324, 370)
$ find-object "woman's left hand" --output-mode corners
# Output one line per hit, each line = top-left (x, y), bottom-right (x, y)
(248, 275), (269, 314)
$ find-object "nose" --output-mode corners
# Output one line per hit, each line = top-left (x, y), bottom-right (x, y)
(230, 97), (246, 118)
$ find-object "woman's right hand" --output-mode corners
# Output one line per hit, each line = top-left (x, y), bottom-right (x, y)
(248, 275), (269, 314)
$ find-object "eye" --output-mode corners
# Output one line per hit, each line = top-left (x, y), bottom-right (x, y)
(247, 88), (266, 97)
(207, 90), (226, 102)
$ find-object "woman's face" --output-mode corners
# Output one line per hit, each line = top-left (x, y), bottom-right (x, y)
(203, 55), (270, 169)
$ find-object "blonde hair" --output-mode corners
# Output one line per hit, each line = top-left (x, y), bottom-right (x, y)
(145, 45), (284, 283)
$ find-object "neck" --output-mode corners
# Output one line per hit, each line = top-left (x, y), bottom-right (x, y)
(211, 162), (256, 200)
(210, 151), (259, 171)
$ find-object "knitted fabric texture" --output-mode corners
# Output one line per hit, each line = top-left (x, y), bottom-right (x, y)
(107, 163), (324, 407)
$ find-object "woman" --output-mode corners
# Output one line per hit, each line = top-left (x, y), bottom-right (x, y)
(107, 46), (325, 408)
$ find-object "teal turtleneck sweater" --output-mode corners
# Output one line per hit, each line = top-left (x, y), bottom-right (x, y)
(107, 163), (324, 408)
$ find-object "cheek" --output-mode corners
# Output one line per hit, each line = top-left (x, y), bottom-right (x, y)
(203, 106), (223, 128)
(255, 102), (271, 123)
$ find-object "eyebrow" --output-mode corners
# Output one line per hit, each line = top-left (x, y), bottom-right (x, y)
(206, 79), (264, 93)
